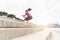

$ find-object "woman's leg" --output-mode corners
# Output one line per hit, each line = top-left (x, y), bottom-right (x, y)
(23, 16), (32, 26)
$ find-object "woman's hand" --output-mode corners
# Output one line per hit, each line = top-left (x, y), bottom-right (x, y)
(22, 15), (26, 18)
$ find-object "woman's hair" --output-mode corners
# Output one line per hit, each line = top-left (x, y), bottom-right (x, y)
(25, 10), (28, 12)
(28, 8), (32, 11)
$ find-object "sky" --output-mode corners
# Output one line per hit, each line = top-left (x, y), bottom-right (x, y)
(0, 0), (59, 25)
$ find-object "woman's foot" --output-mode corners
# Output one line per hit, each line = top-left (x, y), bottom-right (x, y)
(23, 21), (30, 26)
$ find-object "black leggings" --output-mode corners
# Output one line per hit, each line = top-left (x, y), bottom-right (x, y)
(24, 16), (32, 21)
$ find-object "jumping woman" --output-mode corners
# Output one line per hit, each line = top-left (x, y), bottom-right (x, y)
(22, 8), (33, 26)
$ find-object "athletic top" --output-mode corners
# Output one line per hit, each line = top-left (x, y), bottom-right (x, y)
(25, 11), (31, 17)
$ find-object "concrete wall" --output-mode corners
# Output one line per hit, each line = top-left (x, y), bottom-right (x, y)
(0, 28), (42, 40)
(0, 16), (39, 28)
(0, 16), (27, 28)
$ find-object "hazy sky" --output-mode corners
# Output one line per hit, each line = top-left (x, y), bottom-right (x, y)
(0, 0), (59, 25)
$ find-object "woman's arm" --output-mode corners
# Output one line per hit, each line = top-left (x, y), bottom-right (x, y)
(22, 13), (26, 18)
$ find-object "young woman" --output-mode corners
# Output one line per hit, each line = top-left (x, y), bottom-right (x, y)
(22, 8), (33, 22)
(22, 8), (33, 26)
